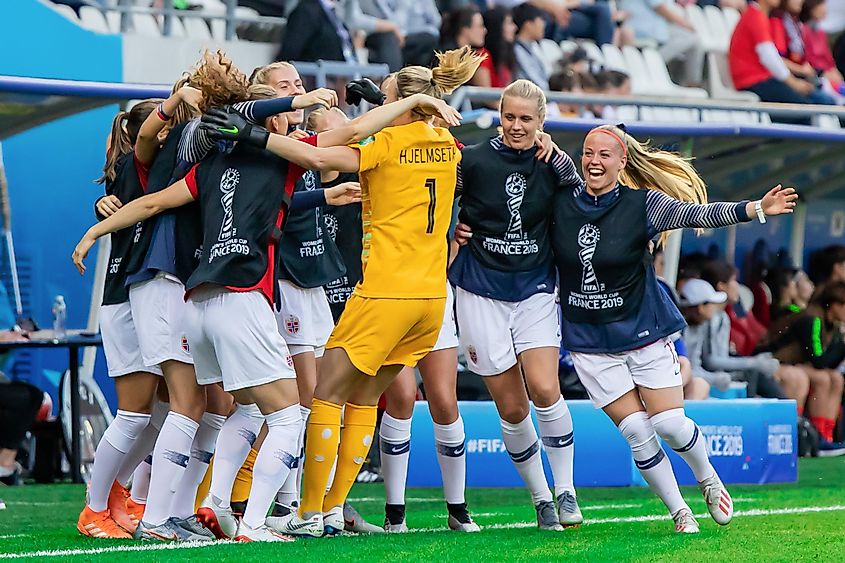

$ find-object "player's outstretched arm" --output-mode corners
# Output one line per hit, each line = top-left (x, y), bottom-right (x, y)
(72, 181), (195, 274)
(135, 85), (202, 164)
(316, 93), (463, 148)
(649, 184), (798, 235)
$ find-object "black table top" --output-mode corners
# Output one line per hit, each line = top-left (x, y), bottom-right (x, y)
(0, 330), (103, 349)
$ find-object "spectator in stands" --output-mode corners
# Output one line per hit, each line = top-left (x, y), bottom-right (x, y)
(800, 0), (845, 94)
(477, 6), (518, 88)
(769, 267), (815, 319)
(400, 0), (443, 66)
(652, 247), (712, 399)
(439, 6), (487, 52)
(619, 0), (705, 87)
(279, 0), (357, 64)
(513, 2), (551, 89)
(686, 0), (748, 11)
(701, 260), (767, 357)
(338, 0), (407, 71)
(766, 282), (845, 453)
(729, 0), (836, 111)
(770, 0), (838, 103)
(680, 279), (735, 392)
(555, 1), (633, 47)
(685, 274), (811, 403)
(808, 244), (845, 301)
(595, 68), (632, 119)
(547, 68), (589, 117)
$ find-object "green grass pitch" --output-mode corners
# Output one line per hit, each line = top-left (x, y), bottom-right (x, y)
(1, 457), (843, 561)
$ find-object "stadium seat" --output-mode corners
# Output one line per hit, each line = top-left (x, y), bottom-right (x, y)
(183, 15), (214, 41)
(559, 40), (579, 56)
(579, 40), (605, 66)
(815, 114), (842, 129)
(706, 52), (760, 102)
(600, 44), (628, 74)
(52, 3), (79, 23)
(621, 46), (652, 95)
(685, 5), (724, 53)
(641, 48), (709, 98)
(538, 39), (565, 75)
(703, 6), (731, 53)
(105, 9), (121, 33)
(78, 6), (110, 34)
(131, 14), (162, 36)
(165, 16), (188, 38)
(722, 7), (741, 34)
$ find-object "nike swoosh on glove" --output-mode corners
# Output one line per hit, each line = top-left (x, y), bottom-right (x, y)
(200, 106), (270, 148)
(345, 78), (386, 107)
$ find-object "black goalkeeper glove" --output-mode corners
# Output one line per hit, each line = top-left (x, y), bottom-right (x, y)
(345, 78), (386, 107)
(200, 106), (270, 148)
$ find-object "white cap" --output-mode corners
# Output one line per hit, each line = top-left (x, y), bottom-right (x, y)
(679, 278), (727, 307)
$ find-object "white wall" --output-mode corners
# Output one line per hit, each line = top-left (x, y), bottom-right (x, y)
(122, 35), (276, 84)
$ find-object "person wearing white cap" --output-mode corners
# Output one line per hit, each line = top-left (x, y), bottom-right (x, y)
(679, 279), (734, 393)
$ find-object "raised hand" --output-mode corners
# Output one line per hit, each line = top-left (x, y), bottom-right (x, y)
(178, 85), (204, 111)
(325, 182), (362, 206)
(293, 88), (339, 110)
(345, 78), (386, 107)
(760, 185), (798, 216)
(534, 131), (561, 163)
(415, 95), (462, 127)
(200, 107), (269, 148)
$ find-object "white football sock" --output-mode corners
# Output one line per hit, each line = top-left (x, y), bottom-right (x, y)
(501, 414), (552, 504)
(130, 456), (152, 504)
(117, 401), (168, 486)
(380, 413), (412, 506)
(618, 411), (688, 516)
(142, 412), (199, 526)
(534, 397), (575, 497)
(242, 404), (302, 529)
(433, 416), (466, 505)
(650, 408), (716, 482)
(208, 403), (264, 509)
(277, 405), (311, 507)
(88, 410), (150, 512)
(170, 412), (226, 519)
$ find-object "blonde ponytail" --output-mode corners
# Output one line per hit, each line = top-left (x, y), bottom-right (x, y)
(394, 46), (485, 119)
(97, 99), (160, 184)
(592, 124), (708, 246)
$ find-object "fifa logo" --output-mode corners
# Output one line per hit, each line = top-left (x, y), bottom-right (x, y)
(578, 224), (601, 294)
(218, 168), (240, 242)
(504, 173), (527, 241)
(325, 214), (338, 241)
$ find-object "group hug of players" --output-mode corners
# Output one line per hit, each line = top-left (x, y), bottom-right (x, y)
(70, 47), (798, 542)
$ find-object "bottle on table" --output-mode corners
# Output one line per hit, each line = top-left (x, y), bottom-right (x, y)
(52, 295), (67, 340)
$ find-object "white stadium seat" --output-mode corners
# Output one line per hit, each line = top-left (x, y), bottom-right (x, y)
(78, 6), (110, 34)
(685, 4), (724, 53)
(183, 16), (214, 41)
(722, 7), (741, 34)
(579, 40), (604, 66)
(600, 44), (628, 73)
(704, 5), (731, 53)
(105, 9), (121, 33)
(538, 39), (564, 75)
(132, 14), (162, 36)
(706, 52), (761, 102)
(621, 46), (652, 95)
(641, 48), (709, 98)
(816, 115), (842, 129)
(53, 4), (79, 23)
(166, 16), (187, 37)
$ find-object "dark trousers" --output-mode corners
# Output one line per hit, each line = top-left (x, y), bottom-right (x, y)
(0, 381), (42, 450)
(744, 78), (836, 124)
(553, 3), (615, 46)
(365, 32), (403, 73)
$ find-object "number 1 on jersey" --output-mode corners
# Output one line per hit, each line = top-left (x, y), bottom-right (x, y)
(425, 178), (436, 234)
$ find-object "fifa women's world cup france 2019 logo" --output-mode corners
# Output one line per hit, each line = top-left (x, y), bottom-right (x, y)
(504, 172), (527, 241)
(218, 168), (240, 242)
(578, 224), (601, 294)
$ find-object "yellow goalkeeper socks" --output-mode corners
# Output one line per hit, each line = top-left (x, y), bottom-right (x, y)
(298, 399), (342, 516)
(323, 403), (377, 512)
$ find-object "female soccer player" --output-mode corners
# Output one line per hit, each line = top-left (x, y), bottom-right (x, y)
(77, 99), (165, 539)
(549, 124), (796, 532)
(202, 46), (480, 537)
(451, 79), (583, 531)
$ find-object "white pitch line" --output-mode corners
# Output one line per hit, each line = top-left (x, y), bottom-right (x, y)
(3, 505), (844, 558)
(0, 540), (233, 559)
(0, 535), (26, 540)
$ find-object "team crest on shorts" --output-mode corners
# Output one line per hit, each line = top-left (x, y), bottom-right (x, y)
(467, 345), (477, 364)
(181, 336), (190, 353)
(286, 355), (294, 368)
(285, 315), (300, 335)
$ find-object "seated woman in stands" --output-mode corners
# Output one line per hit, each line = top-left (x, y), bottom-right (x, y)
(766, 282), (845, 456)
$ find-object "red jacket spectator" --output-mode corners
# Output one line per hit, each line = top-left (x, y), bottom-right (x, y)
(730, 2), (780, 90)
(728, 304), (768, 356)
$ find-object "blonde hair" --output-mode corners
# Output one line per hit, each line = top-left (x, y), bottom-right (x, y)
(249, 61), (297, 86)
(246, 84), (277, 100)
(591, 124), (708, 246)
(396, 46), (485, 118)
(98, 99), (160, 184)
(499, 79), (547, 122)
